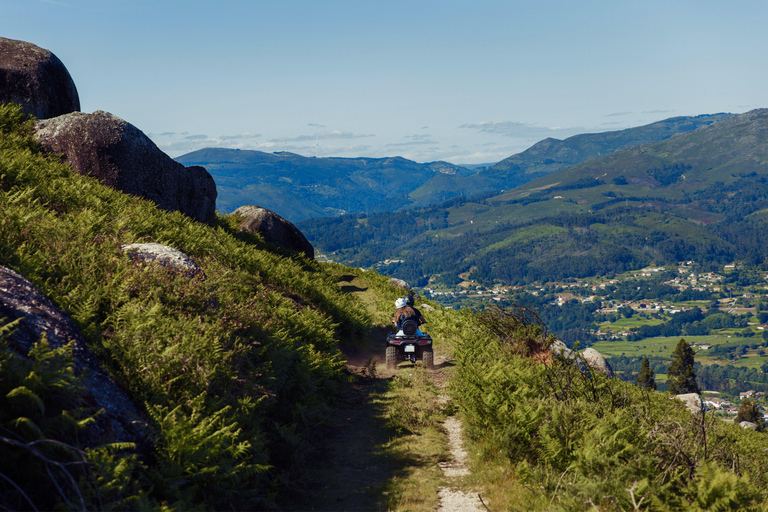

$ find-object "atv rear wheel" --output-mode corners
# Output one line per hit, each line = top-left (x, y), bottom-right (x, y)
(385, 345), (398, 370)
(422, 347), (434, 370)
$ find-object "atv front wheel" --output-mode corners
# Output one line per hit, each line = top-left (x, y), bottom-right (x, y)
(385, 345), (398, 370)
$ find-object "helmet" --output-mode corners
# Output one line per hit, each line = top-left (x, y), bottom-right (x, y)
(395, 298), (406, 308)
(405, 295), (415, 307)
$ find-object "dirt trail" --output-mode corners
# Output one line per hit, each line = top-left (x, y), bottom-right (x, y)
(287, 275), (484, 511)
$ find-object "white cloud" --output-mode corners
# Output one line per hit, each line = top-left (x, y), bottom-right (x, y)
(220, 132), (261, 140)
(268, 130), (374, 142)
(459, 121), (582, 138)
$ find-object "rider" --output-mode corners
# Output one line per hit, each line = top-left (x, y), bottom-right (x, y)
(393, 296), (426, 335)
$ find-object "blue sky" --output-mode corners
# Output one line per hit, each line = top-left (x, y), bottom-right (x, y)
(4, 0), (768, 164)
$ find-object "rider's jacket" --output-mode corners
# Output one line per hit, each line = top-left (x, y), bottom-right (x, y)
(394, 306), (426, 329)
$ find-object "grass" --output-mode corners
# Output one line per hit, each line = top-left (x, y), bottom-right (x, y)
(380, 368), (449, 511)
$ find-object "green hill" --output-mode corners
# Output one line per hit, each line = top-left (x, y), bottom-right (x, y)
(175, 148), (472, 221)
(3, 101), (768, 511)
(403, 113), (732, 204)
(298, 109), (768, 286)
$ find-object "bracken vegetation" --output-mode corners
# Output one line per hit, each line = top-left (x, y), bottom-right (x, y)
(0, 102), (369, 510)
(451, 306), (768, 511)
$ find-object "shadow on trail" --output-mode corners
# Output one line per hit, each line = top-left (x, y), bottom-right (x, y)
(280, 373), (421, 511)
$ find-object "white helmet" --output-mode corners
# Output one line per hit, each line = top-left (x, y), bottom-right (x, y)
(395, 298), (406, 308)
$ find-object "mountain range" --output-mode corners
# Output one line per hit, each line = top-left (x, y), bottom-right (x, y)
(176, 113), (730, 222)
(176, 149), (471, 221)
(297, 109), (768, 286)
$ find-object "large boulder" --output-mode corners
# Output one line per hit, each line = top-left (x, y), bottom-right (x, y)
(122, 243), (202, 275)
(0, 37), (80, 119)
(388, 278), (410, 291)
(35, 110), (217, 223)
(0, 265), (146, 444)
(232, 205), (314, 259)
(581, 347), (614, 377)
(674, 393), (704, 414)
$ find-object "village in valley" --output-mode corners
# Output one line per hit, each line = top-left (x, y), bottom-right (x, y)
(403, 260), (768, 422)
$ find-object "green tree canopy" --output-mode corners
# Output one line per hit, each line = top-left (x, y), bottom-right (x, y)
(636, 355), (656, 390)
(667, 338), (700, 395)
(735, 398), (765, 431)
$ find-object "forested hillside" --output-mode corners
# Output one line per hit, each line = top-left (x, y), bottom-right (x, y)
(175, 148), (471, 221)
(408, 112), (732, 202)
(299, 109), (768, 286)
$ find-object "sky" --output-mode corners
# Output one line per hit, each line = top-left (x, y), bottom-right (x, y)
(3, 0), (768, 165)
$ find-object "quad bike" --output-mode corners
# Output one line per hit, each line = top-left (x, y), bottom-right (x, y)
(385, 318), (433, 370)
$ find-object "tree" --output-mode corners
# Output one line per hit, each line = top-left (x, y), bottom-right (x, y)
(735, 398), (764, 431)
(636, 356), (656, 390)
(667, 338), (700, 394)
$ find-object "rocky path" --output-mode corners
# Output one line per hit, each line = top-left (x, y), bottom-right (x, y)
(436, 387), (485, 512)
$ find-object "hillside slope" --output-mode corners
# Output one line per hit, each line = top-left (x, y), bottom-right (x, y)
(299, 109), (768, 285)
(0, 103), (373, 510)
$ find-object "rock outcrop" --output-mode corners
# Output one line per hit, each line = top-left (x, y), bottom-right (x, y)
(122, 243), (202, 275)
(549, 339), (574, 359)
(674, 393), (704, 414)
(0, 37), (80, 119)
(232, 205), (314, 259)
(35, 110), (217, 223)
(388, 278), (410, 291)
(739, 421), (759, 430)
(581, 347), (614, 377)
(0, 265), (146, 443)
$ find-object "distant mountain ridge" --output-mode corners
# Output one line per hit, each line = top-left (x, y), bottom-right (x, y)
(176, 113), (732, 222)
(407, 113), (734, 204)
(298, 109), (768, 286)
(175, 148), (472, 221)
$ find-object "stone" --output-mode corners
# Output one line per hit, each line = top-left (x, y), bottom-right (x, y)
(674, 393), (703, 414)
(388, 278), (410, 291)
(232, 205), (314, 259)
(122, 243), (202, 275)
(739, 421), (759, 430)
(581, 347), (614, 377)
(35, 110), (217, 223)
(549, 339), (574, 358)
(0, 37), (80, 119)
(0, 265), (146, 444)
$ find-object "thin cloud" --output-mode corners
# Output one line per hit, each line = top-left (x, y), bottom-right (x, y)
(642, 109), (675, 114)
(269, 130), (374, 143)
(220, 132), (261, 140)
(307, 123), (325, 128)
(605, 111), (632, 117)
(184, 134), (209, 140)
(385, 139), (438, 148)
(459, 121), (581, 138)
